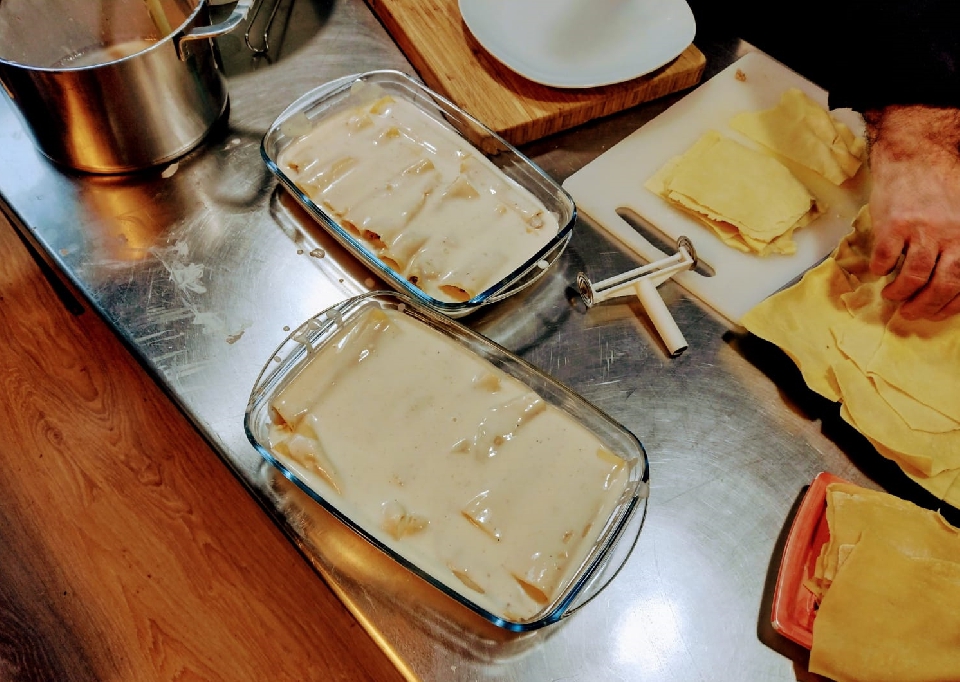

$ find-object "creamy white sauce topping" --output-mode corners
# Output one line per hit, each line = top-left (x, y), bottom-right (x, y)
(266, 307), (630, 621)
(278, 95), (560, 303)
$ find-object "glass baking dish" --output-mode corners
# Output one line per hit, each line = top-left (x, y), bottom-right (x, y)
(260, 70), (576, 318)
(244, 291), (649, 631)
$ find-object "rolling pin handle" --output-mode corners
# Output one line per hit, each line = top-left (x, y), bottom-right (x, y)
(576, 236), (696, 356)
(633, 279), (688, 357)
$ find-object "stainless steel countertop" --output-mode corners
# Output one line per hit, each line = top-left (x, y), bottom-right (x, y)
(0, 3), (923, 680)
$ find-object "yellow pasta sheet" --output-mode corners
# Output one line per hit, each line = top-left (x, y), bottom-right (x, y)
(730, 88), (866, 185)
(742, 208), (960, 506)
(808, 484), (960, 681)
(810, 483), (960, 597)
(810, 534), (960, 682)
(645, 131), (822, 255)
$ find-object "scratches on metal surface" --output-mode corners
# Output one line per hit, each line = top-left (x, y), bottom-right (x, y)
(132, 329), (176, 344)
(153, 349), (187, 364)
(151, 239), (207, 294)
(171, 361), (210, 381)
(656, 477), (716, 506)
(142, 305), (194, 326)
(145, 239), (252, 344)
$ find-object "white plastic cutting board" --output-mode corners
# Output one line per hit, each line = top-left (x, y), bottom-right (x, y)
(563, 51), (871, 326)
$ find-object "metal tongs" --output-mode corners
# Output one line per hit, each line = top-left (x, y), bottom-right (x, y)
(244, 0), (284, 55)
(576, 236), (697, 357)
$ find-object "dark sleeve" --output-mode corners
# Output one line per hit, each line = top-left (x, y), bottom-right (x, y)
(687, 0), (960, 111)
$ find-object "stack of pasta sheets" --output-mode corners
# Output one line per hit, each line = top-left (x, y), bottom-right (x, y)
(645, 130), (823, 255)
(644, 88), (865, 257)
(805, 482), (960, 682)
(742, 208), (960, 507)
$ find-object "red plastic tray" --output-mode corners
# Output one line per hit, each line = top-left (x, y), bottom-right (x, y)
(771, 471), (850, 649)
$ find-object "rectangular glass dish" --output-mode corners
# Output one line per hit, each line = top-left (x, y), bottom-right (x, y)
(244, 291), (649, 631)
(260, 70), (576, 318)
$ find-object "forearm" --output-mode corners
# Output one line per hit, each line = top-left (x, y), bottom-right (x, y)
(866, 105), (960, 163)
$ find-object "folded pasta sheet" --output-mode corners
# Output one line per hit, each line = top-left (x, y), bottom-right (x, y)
(645, 131), (823, 256)
(279, 95), (559, 303)
(730, 88), (866, 185)
(742, 208), (960, 506)
(809, 483), (960, 598)
(807, 483), (960, 682)
(265, 307), (630, 621)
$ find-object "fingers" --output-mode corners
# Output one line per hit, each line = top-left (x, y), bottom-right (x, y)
(881, 236), (938, 302)
(869, 230), (906, 276)
(897, 246), (960, 320)
(930, 294), (960, 321)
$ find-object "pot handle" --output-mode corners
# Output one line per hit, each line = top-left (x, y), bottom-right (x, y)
(176, 0), (253, 60)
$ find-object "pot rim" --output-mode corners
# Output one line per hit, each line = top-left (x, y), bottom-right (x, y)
(0, 0), (249, 72)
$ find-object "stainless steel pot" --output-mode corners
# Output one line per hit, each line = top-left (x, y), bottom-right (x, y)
(0, 0), (251, 173)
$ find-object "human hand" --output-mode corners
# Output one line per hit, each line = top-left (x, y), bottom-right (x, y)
(866, 105), (960, 321)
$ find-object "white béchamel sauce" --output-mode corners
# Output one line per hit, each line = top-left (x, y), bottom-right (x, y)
(278, 94), (560, 303)
(266, 307), (631, 621)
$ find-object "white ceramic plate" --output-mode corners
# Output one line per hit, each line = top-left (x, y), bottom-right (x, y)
(458, 0), (696, 89)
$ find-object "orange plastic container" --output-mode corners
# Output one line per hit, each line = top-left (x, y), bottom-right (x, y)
(771, 471), (851, 649)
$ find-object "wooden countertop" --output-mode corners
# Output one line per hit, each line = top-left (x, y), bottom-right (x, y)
(0, 211), (404, 681)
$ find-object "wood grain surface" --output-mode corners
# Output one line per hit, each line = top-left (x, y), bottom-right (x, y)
(364, 0), (706, 145)
(0, 211), (403, 681)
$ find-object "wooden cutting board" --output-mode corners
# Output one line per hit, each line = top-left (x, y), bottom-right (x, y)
(563, 52), (872, 326)
(364, 0), (705, 145)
